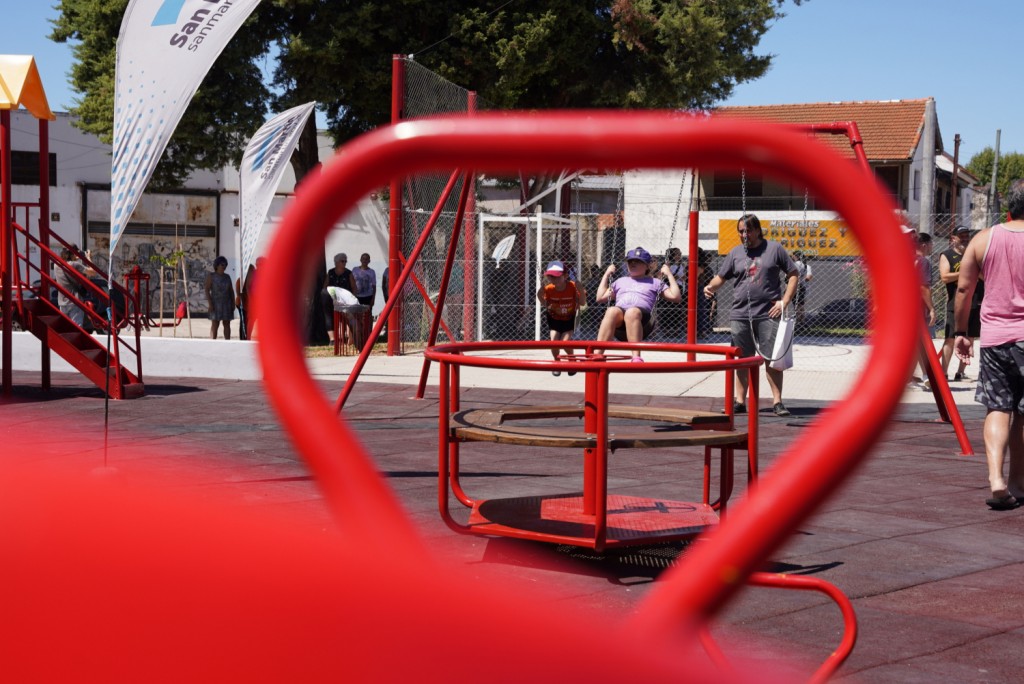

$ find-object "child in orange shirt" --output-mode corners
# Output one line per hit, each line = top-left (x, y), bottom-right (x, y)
(537, 260), (587, 376)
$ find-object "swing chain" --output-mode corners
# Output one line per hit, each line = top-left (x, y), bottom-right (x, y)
(741, 169), (746, 215)
(614, 172), (625, 230)
(664, 168), (689, 259)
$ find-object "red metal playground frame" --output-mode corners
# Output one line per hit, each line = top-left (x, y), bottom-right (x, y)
(256, 113), (920, 677)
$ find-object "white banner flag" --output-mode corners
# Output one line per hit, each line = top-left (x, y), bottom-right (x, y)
(110, 0), (262, 255)
(239, 101), (316, 280)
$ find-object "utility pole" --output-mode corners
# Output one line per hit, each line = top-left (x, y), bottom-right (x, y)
(919, 99), (936, 235)
(950, 134), (960, 225)
(988, 130), (1001, 227)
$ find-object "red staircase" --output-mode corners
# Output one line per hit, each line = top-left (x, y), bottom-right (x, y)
(10, 217), (145, 399)
(17, 295), (144, 399)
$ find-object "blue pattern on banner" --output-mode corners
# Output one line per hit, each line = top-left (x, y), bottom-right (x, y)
(151, 0), (187, 26)
(250, 124), (284, 171)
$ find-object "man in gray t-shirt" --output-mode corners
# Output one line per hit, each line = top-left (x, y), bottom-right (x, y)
(704, 214), (798, 417)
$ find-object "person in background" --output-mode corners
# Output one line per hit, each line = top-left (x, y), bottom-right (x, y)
(696, 247), (715, 339)
(379, 265), (390, 338)
(912, 231), (937, 390)
(324, 283), (363, 346)
(326, 253), (355, 292)
(537, 260), (587, 376)
(353, 252), (377, 307)
(204, 256), (235, 340)
(953, 178), (1024, 510)
(321, 253), (356, 345)
(703, 214), (798, 417)
(53, 244), (93, 327)
(792, 250), (813, 326)
(659, 247), (686, 339)
(236, 256), (265, 341)
(939, 227), (982, 382)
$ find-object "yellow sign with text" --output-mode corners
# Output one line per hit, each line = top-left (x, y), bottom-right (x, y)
(717, 219), (862, 257)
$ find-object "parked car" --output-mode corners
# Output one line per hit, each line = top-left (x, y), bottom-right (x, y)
(805, 297), (868, 330)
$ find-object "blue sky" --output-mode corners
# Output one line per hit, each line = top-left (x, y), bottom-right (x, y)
(6, 1), (1019, 164)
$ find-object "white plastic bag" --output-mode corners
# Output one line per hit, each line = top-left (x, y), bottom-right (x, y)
(769, 310), (795, 371)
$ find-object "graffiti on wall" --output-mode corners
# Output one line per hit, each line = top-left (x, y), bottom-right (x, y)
(85, 189), (220, 316)
(88, 234), (217, 316)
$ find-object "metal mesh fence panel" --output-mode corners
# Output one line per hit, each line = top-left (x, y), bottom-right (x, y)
(472, 214), (618, 344)
(704, 211), (980, 351)
(397, 57), (490, 352)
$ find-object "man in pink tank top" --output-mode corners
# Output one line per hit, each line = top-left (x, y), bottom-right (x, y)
(954, 178), (1024, 510)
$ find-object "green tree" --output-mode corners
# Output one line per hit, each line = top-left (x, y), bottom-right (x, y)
(51, 0), (803, 188)
(967, 148), (1024, 197)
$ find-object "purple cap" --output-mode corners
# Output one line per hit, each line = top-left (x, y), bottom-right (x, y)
(625, 247), (652, 263)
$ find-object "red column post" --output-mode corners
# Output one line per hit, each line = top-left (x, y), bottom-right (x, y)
(1, 110), (12, 396)
(39, 118), (51, 389)
(687, 209), (699, 360)
(387, 55), (405, 355)
(462, 92), (477, 342)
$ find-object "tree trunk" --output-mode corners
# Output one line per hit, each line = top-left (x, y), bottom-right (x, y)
(290, 116), (322, 183)
(291, 116), (329, 344)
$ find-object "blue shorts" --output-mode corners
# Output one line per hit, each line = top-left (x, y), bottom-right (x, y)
(977, 341), (1024, 413)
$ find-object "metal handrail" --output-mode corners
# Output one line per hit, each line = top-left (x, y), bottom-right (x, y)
(10, 219), (144, 386)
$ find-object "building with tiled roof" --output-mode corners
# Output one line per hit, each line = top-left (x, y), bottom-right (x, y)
(714, 99), (938, 163)
(706, 98), (974, 234)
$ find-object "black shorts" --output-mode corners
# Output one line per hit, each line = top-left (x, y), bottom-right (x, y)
(944, 306), (982, 338)
(613, 308), (653, 340)
(546, 314), (576, 334)
(976, 341), (1024, 413)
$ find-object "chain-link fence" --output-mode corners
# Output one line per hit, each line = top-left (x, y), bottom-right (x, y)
(397, 58), (485, 352)
(394, 56), (979, 380)
(701, 211), (982, 353)
(392, 207), (982, 358)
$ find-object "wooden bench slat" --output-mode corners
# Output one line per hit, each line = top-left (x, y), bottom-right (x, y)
(455, 404), (730, 430)
(452, 407), (747, 450)
(453, 425), (596, 448)
(606, 404), (729, 426)
(608, 429), (747, 449)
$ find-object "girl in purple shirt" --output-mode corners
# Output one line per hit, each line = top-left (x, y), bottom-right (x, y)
(595, 246), (681, 362)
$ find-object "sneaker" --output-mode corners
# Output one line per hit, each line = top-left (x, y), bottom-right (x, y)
(953, 372), (966, 382)
(552, 370), (561, 377)
(921, 381), (931, 392)
(567, 370), (577, 376)
(733, 402), (746, 414)
(772, 402), (791, 417)
(631, 357), (645, 363)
